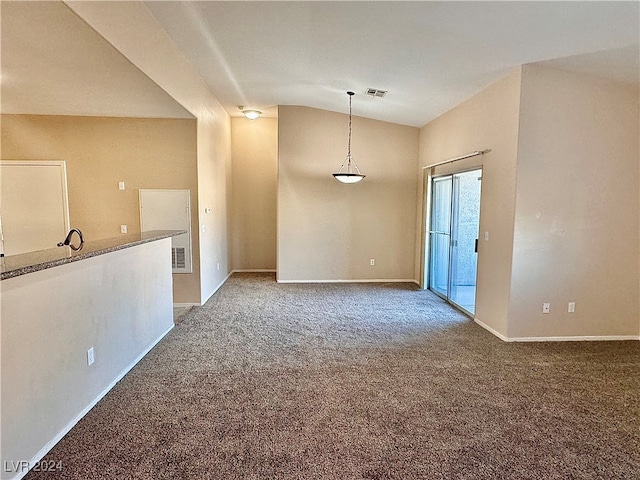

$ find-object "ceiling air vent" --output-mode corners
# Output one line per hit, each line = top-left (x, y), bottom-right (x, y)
(365, 88), (388, 98)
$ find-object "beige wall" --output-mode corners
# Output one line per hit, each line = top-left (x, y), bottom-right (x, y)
(509, 65), (639, 338)
(231, 116), (278, 271)
(278, 105), (419, 282)
(66, 1), (233, 305)
(418, 68), (523, 337)
(419, 64), (639, 340)
(195, 112), (232, 304)
(0, 114), (201, 304)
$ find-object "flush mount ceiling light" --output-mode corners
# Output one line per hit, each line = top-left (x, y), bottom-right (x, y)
(238, 106), (262, 120)
(332, 91), (365, 184)
(243, 109), (261, 120)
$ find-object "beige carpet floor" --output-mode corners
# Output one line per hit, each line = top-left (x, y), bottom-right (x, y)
(25, 273), (639, 479)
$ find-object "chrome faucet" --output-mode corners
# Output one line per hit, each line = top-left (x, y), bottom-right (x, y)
(58, 228), (84, 251)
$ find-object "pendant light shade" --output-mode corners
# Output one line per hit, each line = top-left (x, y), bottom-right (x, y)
(332, 91), (365, 183)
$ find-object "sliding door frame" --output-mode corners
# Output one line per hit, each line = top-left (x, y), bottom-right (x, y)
(421, 165), (483, 317)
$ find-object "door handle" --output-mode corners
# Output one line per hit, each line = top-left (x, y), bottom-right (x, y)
(475, 238), (478, 253)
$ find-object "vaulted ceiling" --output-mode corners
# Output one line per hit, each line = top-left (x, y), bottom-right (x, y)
(1, 1), (193, 119)
(2, 1), (638, 127)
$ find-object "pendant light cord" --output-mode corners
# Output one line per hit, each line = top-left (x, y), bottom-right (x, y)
(347, 92), (352, 161)
(333, 90), (365, 181)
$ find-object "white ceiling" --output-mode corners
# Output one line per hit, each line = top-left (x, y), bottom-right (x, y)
(145, 1), (639, 126)
(1, 1), (638, 127)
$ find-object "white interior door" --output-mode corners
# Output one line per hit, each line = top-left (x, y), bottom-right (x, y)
(0, 161), (70, 256)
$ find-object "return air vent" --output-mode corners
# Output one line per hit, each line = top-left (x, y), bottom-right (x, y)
(172, 247), (186, 269)
(139, 189), (192, 274)
(365, 88), (388, 98)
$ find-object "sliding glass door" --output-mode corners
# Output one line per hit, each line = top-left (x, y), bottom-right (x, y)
(428, 169), (482, 315)
(429, 177), (452, 297)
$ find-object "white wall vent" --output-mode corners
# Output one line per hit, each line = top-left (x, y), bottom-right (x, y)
(365, 88), (388, 98)
(140, 189), (192, 274)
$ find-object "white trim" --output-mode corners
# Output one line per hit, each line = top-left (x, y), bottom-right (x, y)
(507, 335), (640, 343)
(173, 302), (200, 308)
(276, 278), (419, 284)
(474, 318), (510, 342)
(12, 324), (174, 480)
(232, 269), (277, 273)
(200, 271), (233, 305)
(474, 318), (640, 343)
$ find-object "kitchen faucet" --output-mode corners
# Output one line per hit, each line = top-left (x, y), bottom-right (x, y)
(57, 228), (84, 251)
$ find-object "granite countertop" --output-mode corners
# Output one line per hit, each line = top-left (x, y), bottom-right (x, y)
(1, 230), (187, 281)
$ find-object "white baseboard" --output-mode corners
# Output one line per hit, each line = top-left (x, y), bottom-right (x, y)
(231, 271), (420, 286)
(232, 269), (276, 273)
(200, 271), (233, 305)
(14, 324), (174, 480)
(173, 302), (200, 308)
(277, 278), (419, 284)
(474, 318), (510, 342)
(474, 318), (640, 342)
(507, 335), (640, 342)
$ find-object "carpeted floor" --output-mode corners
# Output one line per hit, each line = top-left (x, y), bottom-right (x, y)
(173, 305), (193, 325)
(26, 273), (639, 479)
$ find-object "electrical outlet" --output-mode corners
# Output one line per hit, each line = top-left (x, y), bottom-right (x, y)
(120, 224), (127, 234)
(216, 262), (220, 271)
(542, 303), (550, 314)
(87, 347), (94, 366)
(118, 181), (125, 190)
(568, 302), (576, 313)
(370, 259), (375, 266)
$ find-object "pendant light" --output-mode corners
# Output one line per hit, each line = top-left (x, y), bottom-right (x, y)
(332, 91), (365, 183)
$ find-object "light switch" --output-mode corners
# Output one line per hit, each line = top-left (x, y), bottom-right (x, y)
(484, 231), (489, 241)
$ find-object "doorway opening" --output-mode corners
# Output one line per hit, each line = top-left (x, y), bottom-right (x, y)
(427, 168), (482, 316)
